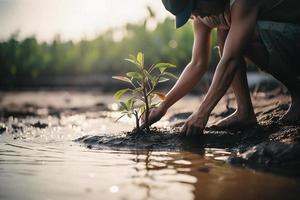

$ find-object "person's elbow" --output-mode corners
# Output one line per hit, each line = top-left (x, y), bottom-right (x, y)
(189, 59), (209, 73)
(219, 53), (242, 72)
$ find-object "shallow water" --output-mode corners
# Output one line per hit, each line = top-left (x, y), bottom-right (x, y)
(0, 91), (300, 200)
(0, 114), (300, 200)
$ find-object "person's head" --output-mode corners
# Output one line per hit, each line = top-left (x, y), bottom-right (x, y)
(161, 0), (227, 28)
(192, 0), (227, 18)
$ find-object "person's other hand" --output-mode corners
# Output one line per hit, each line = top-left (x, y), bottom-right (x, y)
(180, 111), (208, 136)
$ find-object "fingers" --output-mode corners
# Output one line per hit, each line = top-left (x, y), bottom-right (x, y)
(140, 118), (154, 130)
(171, 121), (185, 128)
(180, 123), (203, 136)
(190, 127), (201, 136)
(140, 117), (155, 131)
(180, 123), (187, 135)
(140, 107), (166, 131)
(140, 115), (153, 130)
(186, 125), (193, 136)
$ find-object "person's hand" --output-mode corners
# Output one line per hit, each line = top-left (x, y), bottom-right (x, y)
(140, 104), (168, 129)
(180, 111), (208, 136)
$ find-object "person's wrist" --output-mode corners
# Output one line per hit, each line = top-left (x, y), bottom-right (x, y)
(197, 103), (211, 119)
(159, 100), (170, 113)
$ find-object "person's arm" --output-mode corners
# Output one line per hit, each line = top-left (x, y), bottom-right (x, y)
(142, 17), (212, 127)
(161, 17), (212, 110)
(182, 0), (261, 135)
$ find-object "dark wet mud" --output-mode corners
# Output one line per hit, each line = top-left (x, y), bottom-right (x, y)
(75, 128), (239, 151)
(75, 124), (300, 176)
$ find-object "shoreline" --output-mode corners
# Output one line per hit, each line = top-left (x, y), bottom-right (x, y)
(0, 72), (279, 92)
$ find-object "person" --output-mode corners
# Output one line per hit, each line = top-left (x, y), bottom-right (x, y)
(144, 0), (300, 136)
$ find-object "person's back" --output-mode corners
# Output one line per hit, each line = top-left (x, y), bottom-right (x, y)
(200, 0), (300, 29)
(259, 0), (300, 23)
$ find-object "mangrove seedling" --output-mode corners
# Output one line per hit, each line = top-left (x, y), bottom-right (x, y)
(113, 52), (177, 134)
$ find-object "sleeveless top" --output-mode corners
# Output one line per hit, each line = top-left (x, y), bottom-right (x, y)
(199, 0), (286, 29)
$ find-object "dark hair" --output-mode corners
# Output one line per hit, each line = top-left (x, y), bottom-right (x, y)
(196, 0), (227, 2)
(194, 0), (227, 6)
(192, 0), (228, 17)
(193, 0), (228, 10)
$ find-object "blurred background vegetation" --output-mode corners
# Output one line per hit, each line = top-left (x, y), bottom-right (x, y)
(1, 7), (258, 89)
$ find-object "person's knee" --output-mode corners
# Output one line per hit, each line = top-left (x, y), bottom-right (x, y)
(244, 42), (269, 70)
(217, 29), (228, 56)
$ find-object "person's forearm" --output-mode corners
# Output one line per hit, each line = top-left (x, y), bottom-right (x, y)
(161, 62), (207, 110)
(198, 57), (240, 115)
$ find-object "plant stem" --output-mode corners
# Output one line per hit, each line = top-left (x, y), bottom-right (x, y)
(142, 80), (150, 134)
(134, 111), (140, 133)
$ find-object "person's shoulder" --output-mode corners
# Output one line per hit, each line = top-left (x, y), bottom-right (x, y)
(231, 0), (262, 16)
(232, 0), (264, 10)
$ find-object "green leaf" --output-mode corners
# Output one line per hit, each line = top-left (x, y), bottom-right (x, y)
(143, 69), (154, 83)
(158, 77), (169, 83)
(112, 76), (132, 83)
(113, 88), (130, 100)
(163, 72), (178, 80)
(129, 54), (136, 62)
(125, 98), (135, 110)
(133, 87), (143, 93)
(150, 78), (158, 87)
(132, 88), (143, 97)
(137, 52), (144, 68)
(154, 63), (176, 73)
(126, 71), (143, 80)
(139, 106), (145, 115)
(124, 58), (136, 65)
(115, 114), (126, 122)
(136, 80), (143, 87)
(119, 102), (128, 111)
(125, 54), (143, 69)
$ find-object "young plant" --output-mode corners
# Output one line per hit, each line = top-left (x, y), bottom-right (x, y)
(112, 52), (177, 134)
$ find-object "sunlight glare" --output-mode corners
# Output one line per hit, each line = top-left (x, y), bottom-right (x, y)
(109, 185), (119, 193)
(111, 103), (119, 111)
(0, 0), (168, 41)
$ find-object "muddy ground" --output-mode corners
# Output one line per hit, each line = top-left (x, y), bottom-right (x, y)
(0, 88), (299, 176)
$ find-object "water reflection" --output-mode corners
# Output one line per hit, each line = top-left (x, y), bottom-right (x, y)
(128, 150), (197, 200)
(125, 149), (300, 200)
(1, 137), (300, 200)
(1, 111), (300, 200)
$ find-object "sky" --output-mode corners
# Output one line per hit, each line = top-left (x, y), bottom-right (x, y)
(0, 0), (171, 42)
